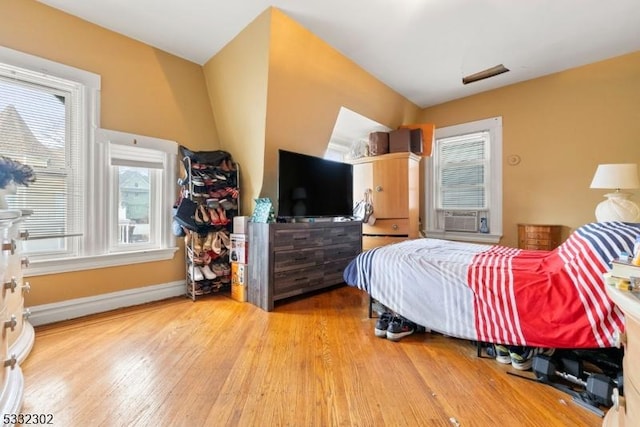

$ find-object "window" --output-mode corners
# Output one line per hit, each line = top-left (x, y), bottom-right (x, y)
(424, 116), (502, 243)
(0, 46), (178, 276)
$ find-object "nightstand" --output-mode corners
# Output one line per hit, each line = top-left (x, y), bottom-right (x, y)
(603, 284), (640, 426)
(517, 224), (562, 250)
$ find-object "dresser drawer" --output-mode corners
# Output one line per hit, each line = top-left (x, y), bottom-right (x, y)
(274, 248), (324, 272)
(323, 223), (362, 245)
(273, 228), (325, 250)
(323, 258), (353, 284)
(323, 242), (361, 263)
(622, 360), (639, 426)
(273, 266), (323, 297)
(363, 218), (409, 236)
(624, 314), (640, 387)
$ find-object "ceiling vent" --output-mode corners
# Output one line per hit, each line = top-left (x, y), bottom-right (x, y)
(462, 64), (509, 85)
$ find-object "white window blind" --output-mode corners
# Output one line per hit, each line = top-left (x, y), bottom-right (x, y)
(0, 66), (84, 245)
(436, 131), (489, 210)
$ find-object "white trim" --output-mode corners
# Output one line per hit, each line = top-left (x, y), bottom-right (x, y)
(10, 322), (34, 365)
(0, 45), (100, 89)
(24, 246), (179, 276)
(424, 116), (503, 240)
(28, 280), (186, 326)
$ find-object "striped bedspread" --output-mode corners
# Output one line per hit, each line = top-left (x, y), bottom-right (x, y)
(343, 221), (640, 348)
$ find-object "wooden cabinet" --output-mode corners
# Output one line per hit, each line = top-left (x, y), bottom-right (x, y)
(603, 285), (640, 426)
(517, 224), (562, 250)
(247, 221), (362, 311)
(351, 152), (420, 250)
(0, 209), (32, 419)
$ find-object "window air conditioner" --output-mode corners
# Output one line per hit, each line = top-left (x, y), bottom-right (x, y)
(444, 211), (478, 232)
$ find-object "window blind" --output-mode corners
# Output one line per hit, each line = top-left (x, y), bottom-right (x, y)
(0, 68), (84, 240)
(436, 131), (489, 210)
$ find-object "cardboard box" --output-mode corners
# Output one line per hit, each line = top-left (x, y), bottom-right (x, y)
(389, 128), (423, 154)
(231, 284), (247, 302)
(368, 131), (389, 156)
(231, 262), (248, 302)
(231, 262), (248, 285)
(230, 233), (248, 264)
(233, 216), (250, 234)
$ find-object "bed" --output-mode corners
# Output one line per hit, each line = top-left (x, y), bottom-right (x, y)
(343, 221), (640, 349)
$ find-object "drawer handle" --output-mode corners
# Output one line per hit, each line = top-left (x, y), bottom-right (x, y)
(613, 330), (627, 348)
(4, 315), (17, 332)
(21, 256), (30, 268)
(19, 230), (29, 240)
(294, 257), (307, 261)
(392, 224), (399, 230)
(375, 185), (383, 192)
(3, 278), (17, 293)
(295, 277), (308, 282)
(22, 281), (31, 294)
(611, 387), (625, 411)
(23, 308), (31, 320)
(2, 240), (16, 254)
(3, 354), (17, 370)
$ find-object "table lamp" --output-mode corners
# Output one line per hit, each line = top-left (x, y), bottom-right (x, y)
(590, 163), (640, 222)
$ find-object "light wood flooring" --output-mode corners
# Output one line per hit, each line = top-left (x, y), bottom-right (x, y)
(20, 286), (605, 426)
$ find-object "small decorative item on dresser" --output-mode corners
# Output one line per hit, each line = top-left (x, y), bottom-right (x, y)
(517, 224), (562, 250)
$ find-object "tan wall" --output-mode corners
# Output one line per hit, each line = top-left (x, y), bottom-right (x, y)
(202, 9), (271, 216)
(0, 0), (219, 305)
(419, 51), (640, 247)
(207, 8), (421, 213)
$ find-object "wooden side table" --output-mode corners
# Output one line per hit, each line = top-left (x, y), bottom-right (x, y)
(517, 224), (562, 250)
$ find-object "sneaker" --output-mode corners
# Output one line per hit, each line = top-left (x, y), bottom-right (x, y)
(386, 317), (416, 341)
(509, 346), (555, 371)
(494, 344), (512, 364)
(374, 312), (393, 338)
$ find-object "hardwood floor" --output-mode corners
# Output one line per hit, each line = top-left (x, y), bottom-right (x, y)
(21, 286), (605, 426)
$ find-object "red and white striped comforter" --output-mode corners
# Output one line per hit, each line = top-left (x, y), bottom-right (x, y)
(343, 221), (640, 348)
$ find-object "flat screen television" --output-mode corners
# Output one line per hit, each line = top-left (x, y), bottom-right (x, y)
(277, 149), (353, 218)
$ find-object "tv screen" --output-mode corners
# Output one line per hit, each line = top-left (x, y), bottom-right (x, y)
(277, 149), (353, 218)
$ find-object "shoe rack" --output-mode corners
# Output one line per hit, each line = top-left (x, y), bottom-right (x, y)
(178, 153), (239, 300)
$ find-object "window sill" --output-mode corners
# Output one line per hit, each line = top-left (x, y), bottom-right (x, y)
(24, 247), (180, 277)
(424, 230), (501, 245)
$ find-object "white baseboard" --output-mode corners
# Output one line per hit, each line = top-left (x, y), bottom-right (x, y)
(29, 280), (186, 326)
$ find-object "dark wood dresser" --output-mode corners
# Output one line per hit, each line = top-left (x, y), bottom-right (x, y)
(248, 221), (362, 311)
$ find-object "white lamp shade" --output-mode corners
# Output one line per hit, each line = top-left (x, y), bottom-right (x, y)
(590, 163), (640, 189)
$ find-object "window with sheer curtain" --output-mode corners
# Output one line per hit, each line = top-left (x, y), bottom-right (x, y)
(0, 46), (177, 275)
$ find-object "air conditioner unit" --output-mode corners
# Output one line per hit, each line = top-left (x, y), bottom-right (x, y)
(444, 211), (478, 232)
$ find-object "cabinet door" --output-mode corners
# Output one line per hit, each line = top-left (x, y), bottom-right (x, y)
(372, 158), (408, 218)
(352, 161), (373, 211)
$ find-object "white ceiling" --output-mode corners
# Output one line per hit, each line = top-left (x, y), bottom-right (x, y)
(38, 0), (640, 108)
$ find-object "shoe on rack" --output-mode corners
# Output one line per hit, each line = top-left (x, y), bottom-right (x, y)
(509, 346), (555, 371)
(374, 312), (394, 338)
(190, 265), (205, 282)
(201, 264), (217, 280)
(386, 316), (417, 341)
(494, 344), (512, 364)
